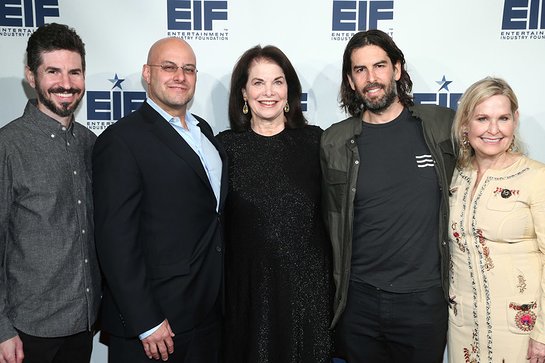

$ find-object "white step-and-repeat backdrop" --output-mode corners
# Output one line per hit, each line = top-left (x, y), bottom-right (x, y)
(1, 0), (544, 361)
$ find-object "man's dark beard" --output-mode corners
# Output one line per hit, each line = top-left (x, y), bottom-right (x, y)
(361, 78), (398, 114)
(36, 86), (83, 118)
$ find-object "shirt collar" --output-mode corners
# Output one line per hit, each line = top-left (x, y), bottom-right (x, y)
(145, 98), (197, 127)
(27, 99), (75, 135)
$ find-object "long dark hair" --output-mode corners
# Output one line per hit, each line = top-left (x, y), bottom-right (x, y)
(340, 29), (413, 117)
(228, 45), (307, 131)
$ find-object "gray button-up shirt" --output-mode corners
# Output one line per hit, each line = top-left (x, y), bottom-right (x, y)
(0, 100), (101, 341)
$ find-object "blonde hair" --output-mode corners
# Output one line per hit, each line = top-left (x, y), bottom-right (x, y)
(452, 77), (523, 168)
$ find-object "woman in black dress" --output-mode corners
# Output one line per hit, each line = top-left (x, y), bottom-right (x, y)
(217, 45), (332, 363)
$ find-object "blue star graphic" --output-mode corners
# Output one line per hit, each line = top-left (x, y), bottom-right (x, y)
(436, 75), (452, 92)
(109, 73), (125, 90)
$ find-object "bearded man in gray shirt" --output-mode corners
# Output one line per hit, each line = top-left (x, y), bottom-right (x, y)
(0, 23), (101, 363)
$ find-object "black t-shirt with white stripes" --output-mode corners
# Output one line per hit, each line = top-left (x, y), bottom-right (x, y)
(351, 107), (442, 293)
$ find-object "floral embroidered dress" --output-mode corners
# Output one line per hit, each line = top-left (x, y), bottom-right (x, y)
(447, 156), (545, 363)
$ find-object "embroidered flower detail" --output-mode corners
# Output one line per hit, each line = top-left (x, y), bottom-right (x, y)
(509, 302), (537, 332)
(452, 222), (465, 252)
(463, 330), (479, 363)
(463, 349), (478, 363)
(517, 275), (527, 294)
(476, 229), (494, 270)
(516, 312), (536, 331)
(449, 296), (458, 316)
(493, 187), (519, 199)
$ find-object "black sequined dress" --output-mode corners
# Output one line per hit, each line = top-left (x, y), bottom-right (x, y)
(217, 126), (332, 363)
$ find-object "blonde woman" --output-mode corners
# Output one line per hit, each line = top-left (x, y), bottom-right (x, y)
(448, 77), (545, 363)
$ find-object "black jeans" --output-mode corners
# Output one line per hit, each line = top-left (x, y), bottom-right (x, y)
(17, 329), (93, 363)
(335, 281), (447, 363)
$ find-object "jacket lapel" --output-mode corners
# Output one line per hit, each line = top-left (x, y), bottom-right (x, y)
(197, 118), (229, 210)
(141, 103), (212, 191)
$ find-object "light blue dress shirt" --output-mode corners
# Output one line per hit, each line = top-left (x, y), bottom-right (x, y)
(147, 98), (222, 211)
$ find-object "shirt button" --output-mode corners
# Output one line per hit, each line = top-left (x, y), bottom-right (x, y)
(61, 126), (67, 131)
(86, 288), (90, 293)
(351, 188), (356, 192)
(51, 134), (55, 138)
(82, 229), (86, 234)
(73, 171), (77, 175)
(350, 139), (355, 144)
(216, 246), (222, 252)
(66, 142), (70, 146)
(354, 160), (359, 165)
(442, 241), (447, 246)
(77, 200), (82, 205)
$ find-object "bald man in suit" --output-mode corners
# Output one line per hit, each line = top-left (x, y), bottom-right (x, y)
(93, 37), (227, 363)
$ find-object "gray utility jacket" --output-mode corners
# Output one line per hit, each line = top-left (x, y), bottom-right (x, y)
(320, 104), (457, 328)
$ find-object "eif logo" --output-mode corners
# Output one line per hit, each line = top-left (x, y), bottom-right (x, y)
(86, 74), (146, 131)
(502, 0), (544, 30)
(301, 93), (308, 112)
(332, 0), (393, 32)
(167, 0), (227, 31)
(0, 0), (59, 36)
(413, 76), (462, 111)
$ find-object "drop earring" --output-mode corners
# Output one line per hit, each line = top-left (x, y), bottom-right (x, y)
(461, 131), (469, 150)
(242, 100), (249, 115)
(508, 135), (516, 152)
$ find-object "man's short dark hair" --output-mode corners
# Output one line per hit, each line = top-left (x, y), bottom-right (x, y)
(26, 23), (86, 74)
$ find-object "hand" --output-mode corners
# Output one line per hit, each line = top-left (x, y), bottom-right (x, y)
(141, 320), (175, 361)
(527, 338), (545, 363)
(0, 335), (24, 363)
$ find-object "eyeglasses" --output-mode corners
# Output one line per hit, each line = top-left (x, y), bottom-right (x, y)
(147, 63), (198, 75)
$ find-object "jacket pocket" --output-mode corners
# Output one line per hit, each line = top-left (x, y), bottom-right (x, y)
(150, 259), (190, 279)
(506, 297), (537, 334)
(448, 296), (465, 328)
(324, 168), (348, 212)
(486, 190), (520, 212)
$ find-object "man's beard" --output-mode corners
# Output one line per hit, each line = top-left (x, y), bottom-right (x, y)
(36, 84), (83, 118)
(360, 77), (398, 114)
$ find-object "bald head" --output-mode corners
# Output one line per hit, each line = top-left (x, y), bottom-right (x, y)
(147, 37), (195, 65)
(143, 37), (198, 118)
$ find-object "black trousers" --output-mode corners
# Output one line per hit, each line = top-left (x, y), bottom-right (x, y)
(108, 305), (222, 363)
(16, 329), (93, 363)
(334, 281), (447, 363)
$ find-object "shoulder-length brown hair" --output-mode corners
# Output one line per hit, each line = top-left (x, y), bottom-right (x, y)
(228, 45), (307, 132)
